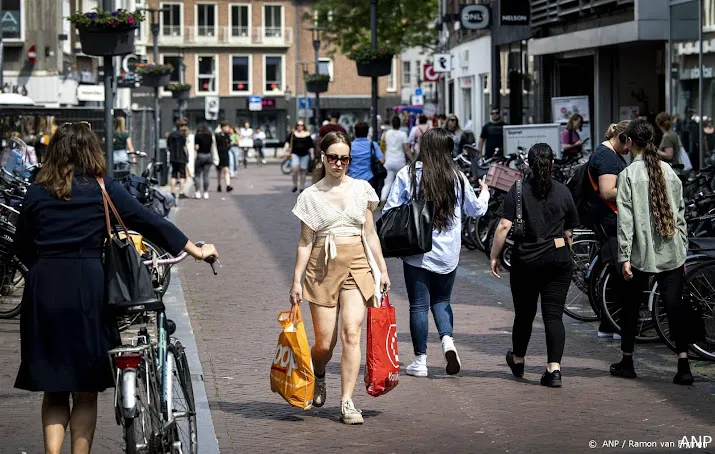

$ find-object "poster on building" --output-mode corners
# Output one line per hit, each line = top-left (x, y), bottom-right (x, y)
(504, 123), (562, 159)
(619, 106), (639, 121)
(558, 123), (592, 154)
(551, 96), (590, 123)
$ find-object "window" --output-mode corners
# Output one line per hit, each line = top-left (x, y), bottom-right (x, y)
(402, 61), (411, 86)
(387, 57), (397, 92)
(162, 56), (182, 84)
(197, 55), (217, 93)
(197, 4), (216, 37)
(161, 3), (181, 37)
(62, 0), (71, 54)
(264, 5), (283, 38)
(706, 0), (715, 32)
(264, 56), (283, 92)
(231, 56), (250, 93)
(231, 5), (250, 37)
(82, 0), (98, 12)
(318, 58), (333, 81)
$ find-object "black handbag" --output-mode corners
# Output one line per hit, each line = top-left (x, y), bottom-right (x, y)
(98, 178), (156, 310)
(511, 180), (525, 242)
(376, 171), (435, 257)
(370, 142), (387, 182)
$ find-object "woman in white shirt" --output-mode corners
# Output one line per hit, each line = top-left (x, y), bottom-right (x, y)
(238, 122), (254, 169)
(254, 127), (267, 165)
(290, 131), (391, 425)
(383, 128), (490, 377)
(381, 116), (412, 202)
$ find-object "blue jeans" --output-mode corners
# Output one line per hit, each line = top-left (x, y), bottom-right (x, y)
(403, 262), (457, 355)
(229, 146), (239, 175)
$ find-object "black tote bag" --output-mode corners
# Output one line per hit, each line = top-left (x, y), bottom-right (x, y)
(370, 142), (387, 182)
(97, 178), (156, 310)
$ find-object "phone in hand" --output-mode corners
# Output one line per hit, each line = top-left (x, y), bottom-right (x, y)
(582, 137), (590, 144)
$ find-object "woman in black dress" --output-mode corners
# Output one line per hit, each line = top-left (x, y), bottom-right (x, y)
(13, 123), (218, 454)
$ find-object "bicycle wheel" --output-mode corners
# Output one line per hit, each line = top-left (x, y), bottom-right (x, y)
(462, 217), (479, 250)
(564, 239), (600, 322)
(0, 258), (25, 319)
(167, 341), (198, 454)
(281, 159), (292, 175)
(474, 215), (492, 252)
(599, 266), (659, 342)
(124, 361), (164, 454)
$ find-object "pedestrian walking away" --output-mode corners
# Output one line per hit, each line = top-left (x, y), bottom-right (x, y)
(168, 119), (190, 199)
(239, 122), (254, 169)
(12, 122), (219, 454)
(348, 122), (385, 194)
(284, 121), (314, 193)
(215, 121), (234, 193)
(194, 123), (219, 200)
(612, 118), (694, 386)
(407, 115), (431, 156)
(254, 127), (267, 165)
(229, 126), (240, 177)
(490, 143), (580, 388)
(383, 128), (490, 378)
(381, 115), (413, 203)
(290, 131), (391, 425)
(111, 117), (135, 175)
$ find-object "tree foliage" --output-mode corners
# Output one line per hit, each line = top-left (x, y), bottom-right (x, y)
(307, 0), (438, 58)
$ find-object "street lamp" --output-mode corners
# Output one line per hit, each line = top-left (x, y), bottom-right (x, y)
(308, 27), (326, 127)
(285, 87), (293, 132)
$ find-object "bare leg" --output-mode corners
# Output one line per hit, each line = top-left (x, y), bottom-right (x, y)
(291, 167), (299, 189)
(179, 178), (185, 194)
(339, 289), (366, 401)
(308, 302), (340, 376)
(42, 392), (70, 454)
(223, 167), (231, 187)
(69, 392), (98, 454)
(170, 177), (177, 194)
(299, 170), (307, 190)
(216, 167), (222, 189)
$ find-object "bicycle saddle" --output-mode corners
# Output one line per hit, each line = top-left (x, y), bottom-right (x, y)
(111, 297), (165, 315)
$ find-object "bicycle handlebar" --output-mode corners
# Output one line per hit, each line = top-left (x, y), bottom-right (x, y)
(142, 241), (219, 274)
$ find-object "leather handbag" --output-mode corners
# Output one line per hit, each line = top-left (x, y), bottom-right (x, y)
(370, 142), (387, 182)
(97, 178), (155, 310)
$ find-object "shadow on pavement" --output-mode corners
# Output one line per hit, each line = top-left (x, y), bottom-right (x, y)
(211, 400), (382, 423)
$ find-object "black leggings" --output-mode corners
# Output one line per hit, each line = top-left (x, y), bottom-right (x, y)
(620, 265), (687, 354)
(510, 246), (573, 363)
(194, 153), (212, 192)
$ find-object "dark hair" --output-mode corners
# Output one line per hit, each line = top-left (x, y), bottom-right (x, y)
(527, 143), (554, 199)
(567, 114), (583, 131)
(329, 111), (341, 121)
(418, 115), (428, 125)
(219, 120), (230, 128)
(655, 111), (672, 131)
(391, 115), (401, 130)
(176, 119), (187, 129)
(36, 123), (107, 200)
(354, 122), (369, 138)
(411, 128), (463, 232)
(196, 123), (211, 136)
(626, 119), (675, 238)
(318, 131), (351, 180)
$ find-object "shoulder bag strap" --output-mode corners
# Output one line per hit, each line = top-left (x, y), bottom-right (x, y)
(97, 177), (131, 238)
(516, 180), (523, 222)
(370, 141), (376, 157)
(290, 131), (294, 152)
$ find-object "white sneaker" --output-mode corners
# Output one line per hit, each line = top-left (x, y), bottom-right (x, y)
(597, 331), (614, 338)
(340, 398), (363, 425)
(261, 159), (267, 165)
(442, 335), (461, 375)
(203, 192), (210, 199)
(195, 191), (202, 199)
(613, 333), (622, 340)
(406, 354), (428, 377)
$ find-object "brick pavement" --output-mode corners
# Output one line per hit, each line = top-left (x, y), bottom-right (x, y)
(174, 164), (715, 454)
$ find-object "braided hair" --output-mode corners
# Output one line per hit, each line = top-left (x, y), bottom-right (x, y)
(626, 119), (676, 238)
(527, 143), (554, 199)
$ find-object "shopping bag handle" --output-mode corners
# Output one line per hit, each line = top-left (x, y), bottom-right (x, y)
(289, 303), (303, 324)
(380, 293), (391, 308)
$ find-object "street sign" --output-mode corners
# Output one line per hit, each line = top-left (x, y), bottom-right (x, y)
(27, 44), (37, 65)
(299, 97), (313, 109)
(433, 54), (451, 72)
(122, 54), (139, 72)
(415, 88), (423, 96)
(249, 95), (262, 111)
(423, 103), (437, 117)
(460, 4), (490, 30)
(205, 96), (219, 120)
(423, 64), (440, 82)
(298, 109), (314, 118)
(412, 95), (424, 106)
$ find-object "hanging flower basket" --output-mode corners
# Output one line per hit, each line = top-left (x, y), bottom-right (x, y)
(136, 64), (173, 87)
(305, 75), (330, 94)
(68, 9), (144, 57)
(349, 47), (395, 78)
(167, 83), (192, 100)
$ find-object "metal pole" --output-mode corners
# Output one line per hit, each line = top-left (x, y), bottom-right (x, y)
(0, 6), (4, 91)
(103, 0), (114, 176)
(313, 38), (320, 128)
(699, 0), (705, 169)
(294, 0), (300, 134)
(152, 15), (160, 161)
(178, 52), (186, 121)
(370, 0), (378, 141)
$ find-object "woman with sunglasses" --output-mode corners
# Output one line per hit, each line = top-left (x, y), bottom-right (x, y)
(12, 123), (219, 454)
(445, 115), (463, 157)
(290, 131), (390, 424)
(283, 121), (314, 193)
(583, 121), (630, 338)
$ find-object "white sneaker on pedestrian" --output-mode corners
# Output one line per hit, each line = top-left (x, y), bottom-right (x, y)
(597, 331), (614, 338)
(406, 354), (428, 377)
(261, 159), (267, 165)
(203, 192), (210, 199)
(613, 333), (622, 340)
(195, 191), (202, 199)
(442, 335), (461, 375)
(340, 398), (363, 425)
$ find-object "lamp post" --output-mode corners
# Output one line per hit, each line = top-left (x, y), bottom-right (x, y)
(284, 87), (293, 156)
(309, 27), (326, 128)
(102, 0), (114, 176)
(370, 0), (378, 141)
(178, 49), (187, 121)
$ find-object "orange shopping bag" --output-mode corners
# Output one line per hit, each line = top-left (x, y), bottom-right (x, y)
(270, 304), (315, 409)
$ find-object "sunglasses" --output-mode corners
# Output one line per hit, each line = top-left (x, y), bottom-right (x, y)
(324, 153), (351, 165)
(297, 124), (305, 127)
(491, 111), (500, 115)
(62, 121), (92, 129)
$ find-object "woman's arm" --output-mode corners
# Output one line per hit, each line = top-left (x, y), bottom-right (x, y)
(564, 229), (574, 247)
(403, 143), (413, 162)
(289, 222), (314, 305)
(597, 174), (618, 201)
(463, 176), (490, 217)
(126, 136), (135, 153)
(616, 173), (634, 265)
(658, 147), (674, 161)
(364, 209), (391, 292)
(489, 218), (512, 278)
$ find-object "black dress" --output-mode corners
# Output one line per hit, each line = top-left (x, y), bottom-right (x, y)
(13, 174), (188, 392)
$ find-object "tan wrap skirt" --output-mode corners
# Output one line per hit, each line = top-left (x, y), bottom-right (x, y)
(303, 237), (375, 307)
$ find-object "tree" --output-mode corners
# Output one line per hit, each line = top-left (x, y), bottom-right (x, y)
(307, 0), (438, 58)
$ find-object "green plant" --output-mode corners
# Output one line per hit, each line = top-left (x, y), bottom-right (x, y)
(68, 8), (144, 30)
(348, 46), (397, 63)
(136, 64), (174, 76)
(304, 74), (331, 83)
(166, 83), (192, 91)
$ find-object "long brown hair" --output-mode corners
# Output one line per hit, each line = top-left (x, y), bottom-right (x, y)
(528, 143), (554, 199)
(36, 123), (106, 200)
(318, 131), (351, 180)
(627, 119), (676, 238)
(411, 128), (463, 232)
(567, 114), (583, 131)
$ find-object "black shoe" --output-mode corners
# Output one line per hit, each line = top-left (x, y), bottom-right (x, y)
(227, 186), (234, 193)
(178, 193), (188, 199)
(610, 359), (637, 379)
(505, 350), (524, 378)
(540, 369), (562, 388)
(673, 358), (694, 385)
(292, 186), (298, 193)
(217, 186), (222, 192)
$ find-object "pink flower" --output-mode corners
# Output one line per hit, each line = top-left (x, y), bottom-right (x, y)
(128, 16), (134, 24)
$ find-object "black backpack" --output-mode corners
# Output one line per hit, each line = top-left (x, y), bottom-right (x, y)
(565, 158), (594, 221)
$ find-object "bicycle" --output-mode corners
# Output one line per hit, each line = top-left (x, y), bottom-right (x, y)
(109, 245), (218, 454)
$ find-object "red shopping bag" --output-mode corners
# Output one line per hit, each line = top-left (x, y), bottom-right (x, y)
(364, 293), (400, 397)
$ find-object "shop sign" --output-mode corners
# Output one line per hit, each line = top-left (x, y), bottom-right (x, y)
(504, 124), (562, 159)
(679, 66), (714, 79)
(77, 85), (104, 102)
(500, 0), (529, 26)
(2, 83), (27, 96)
(460, 4), (490, 30)
(0, 10), (21, 40)
(261, 98), (276, 109)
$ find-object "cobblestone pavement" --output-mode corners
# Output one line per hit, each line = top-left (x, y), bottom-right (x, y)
(173, 164), (715, 454)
